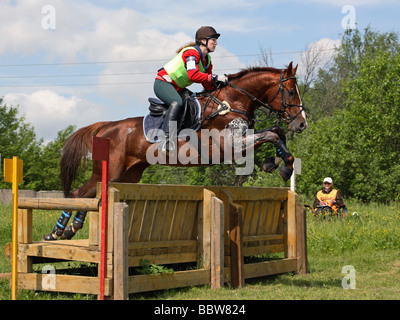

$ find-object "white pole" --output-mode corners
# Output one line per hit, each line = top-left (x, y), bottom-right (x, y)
(290, 158), (301, 192)
(290, 169), (296, 192)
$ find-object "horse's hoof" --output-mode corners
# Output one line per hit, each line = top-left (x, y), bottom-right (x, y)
(263, 157), (278, 173)
(42, 233), (57, 241)
(60, 225), (76, 240)
(278, 166), (293, 182)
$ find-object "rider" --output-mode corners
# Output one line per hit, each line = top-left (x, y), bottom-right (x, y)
(154, 26), (228, 155)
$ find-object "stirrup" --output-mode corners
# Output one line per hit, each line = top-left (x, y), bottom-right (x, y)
(159, 139), (176, 156)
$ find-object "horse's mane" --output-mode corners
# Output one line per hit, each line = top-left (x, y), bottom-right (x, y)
(228, 66), (283, 81)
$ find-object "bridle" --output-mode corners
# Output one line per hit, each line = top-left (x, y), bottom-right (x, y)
(199, 71), (305, 126)
(226, 73), (305, 125)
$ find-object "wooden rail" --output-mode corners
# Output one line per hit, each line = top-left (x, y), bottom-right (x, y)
(18, 197), (99, 211)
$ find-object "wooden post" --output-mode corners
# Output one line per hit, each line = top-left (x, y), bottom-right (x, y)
(296, 202), (308, 274)
(229, 203), (244, 288)
(211, 197), (224, 289)
(113, 202), (129, 300)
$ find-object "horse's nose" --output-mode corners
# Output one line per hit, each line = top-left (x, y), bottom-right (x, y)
(296, 120), (308, 133)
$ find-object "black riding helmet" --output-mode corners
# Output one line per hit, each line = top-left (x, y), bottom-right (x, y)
(195, 26), (220, 46)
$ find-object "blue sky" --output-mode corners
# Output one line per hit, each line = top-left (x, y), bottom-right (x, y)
(1, 0), (399, 142)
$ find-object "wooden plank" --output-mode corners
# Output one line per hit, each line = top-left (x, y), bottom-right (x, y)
(243, 234), (284, 242)
(223, 186), (289, 201)
(229, 202), (244, 288)
(20, 241), (102, 263)
(18, 273), (112, 296)
(262, 201), (274, 235)
(287, 190), (297, 259)
(243, 258), (297, 279)
(129, 252), (197, 267)
(138, 200), (154, 241)
(107, 187), (119, 254)
(200, 189), (215, 269)
(18, 197), (99, 211)
(113, 202), (129, 300)
(169, 200), (187, 240)
(257, 200), (270, 235)
(127, 200), (137, 240)
(110, 183), (204, 201)
(129, 200), (145, 242)
(250, 200), (263, 236)
(243, 244), (285, 256)
(218, 188), (233, 257)
(149, 200), (164, 241)
(159, 200), (174, 241)
(270, 201), (283, 234)
(128, 269), (210, 294)
(18, 209), (32, 244)
(129, 240), (197, 250)
(241, 200), (251, 237)
(211, 197), (224, 289)
(88, 210), (99, 248)
(179, 201), (199, 240)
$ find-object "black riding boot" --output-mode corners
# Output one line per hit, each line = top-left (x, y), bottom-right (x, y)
(160, 101), (182, 156)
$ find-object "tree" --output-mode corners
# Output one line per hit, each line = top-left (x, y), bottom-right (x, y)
(0, 99), (43, 189)
(29, 125), (76, 190)
(291, 44), (400, 202)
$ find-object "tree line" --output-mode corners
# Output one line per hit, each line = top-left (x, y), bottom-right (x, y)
(1, 27), (399, 202)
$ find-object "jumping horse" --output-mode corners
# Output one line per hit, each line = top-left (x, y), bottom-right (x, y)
(43, 61), (307, 241)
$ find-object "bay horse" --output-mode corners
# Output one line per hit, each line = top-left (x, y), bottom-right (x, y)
(43, 61), (307, 241)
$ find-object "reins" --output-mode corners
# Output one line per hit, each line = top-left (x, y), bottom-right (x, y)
(198, 72), (305, 126)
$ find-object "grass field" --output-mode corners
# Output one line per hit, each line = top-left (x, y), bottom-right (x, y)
(1, 199), (399, 300)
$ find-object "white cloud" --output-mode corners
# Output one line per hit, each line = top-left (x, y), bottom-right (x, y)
(298, 37), (341, 83)
(3, 90), (107, 142)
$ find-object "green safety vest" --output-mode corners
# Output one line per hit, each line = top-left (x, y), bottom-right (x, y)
(164, 46), (211, 88)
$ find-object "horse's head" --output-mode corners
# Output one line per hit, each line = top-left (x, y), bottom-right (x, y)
(271, 62), (308, 133)
(224, 63), (307, 133)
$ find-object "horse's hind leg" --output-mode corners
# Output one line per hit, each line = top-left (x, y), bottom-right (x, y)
(60, 210), (87, 240)
(42, 173), (101, 241)
(42, 210), (72, 241)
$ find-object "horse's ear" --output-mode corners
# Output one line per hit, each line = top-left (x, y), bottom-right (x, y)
(285, 61), (298, 77)
(285, 61), (293, 76)
(292, 63), (298, 75)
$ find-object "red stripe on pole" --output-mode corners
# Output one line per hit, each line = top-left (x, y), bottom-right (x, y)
(92, 137), (110, 300)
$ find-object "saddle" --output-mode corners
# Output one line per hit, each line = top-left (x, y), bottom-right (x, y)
(143, 91), (202, 143)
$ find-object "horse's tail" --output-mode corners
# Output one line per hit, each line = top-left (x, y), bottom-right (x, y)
(60, 121), (108, 198)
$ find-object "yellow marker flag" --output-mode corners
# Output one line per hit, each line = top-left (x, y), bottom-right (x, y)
(4, 157), (23, 300)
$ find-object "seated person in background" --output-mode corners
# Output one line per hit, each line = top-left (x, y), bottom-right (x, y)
(313, 177), (345, 216)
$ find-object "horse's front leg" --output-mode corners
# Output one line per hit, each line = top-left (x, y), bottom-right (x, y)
(253, 126), (294, 182)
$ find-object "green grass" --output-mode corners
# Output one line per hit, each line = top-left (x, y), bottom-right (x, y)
(1, 199), (400, 300)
